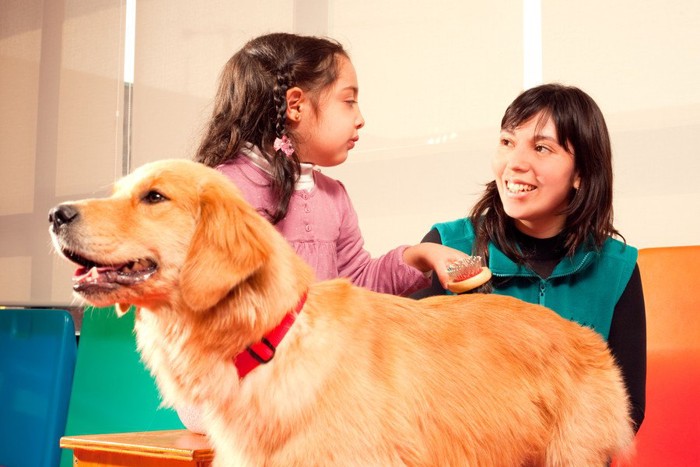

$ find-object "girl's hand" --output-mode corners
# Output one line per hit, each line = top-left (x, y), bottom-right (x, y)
(403, 243), (473, 290)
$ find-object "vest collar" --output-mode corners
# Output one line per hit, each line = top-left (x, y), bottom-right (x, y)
(234, 292), (307, 379)
(488, 240), (597, 278)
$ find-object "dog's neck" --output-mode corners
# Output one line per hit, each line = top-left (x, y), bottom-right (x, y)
(234, 291), (308, 379)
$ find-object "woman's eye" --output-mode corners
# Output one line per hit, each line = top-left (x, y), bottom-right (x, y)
(500, 138), (512, 147)
(535, 145), (551, 154)
(142, 190), (168, 204)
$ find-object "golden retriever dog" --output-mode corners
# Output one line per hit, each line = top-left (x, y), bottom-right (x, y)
(49, 159), (634, 466)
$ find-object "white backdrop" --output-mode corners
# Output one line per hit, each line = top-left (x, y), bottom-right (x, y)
(1, 0), (699, 306)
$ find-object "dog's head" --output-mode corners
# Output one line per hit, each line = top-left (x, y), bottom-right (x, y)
(49, 159), (275, 314)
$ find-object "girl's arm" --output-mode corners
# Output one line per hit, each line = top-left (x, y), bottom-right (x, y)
(410, 228), (450, 298)
(402, 242), (468, 289)
(334, 204), (427, 296)
(607, 265), (647, 433)
(332, 184), (431, 296)
(332, 183), (467, 295)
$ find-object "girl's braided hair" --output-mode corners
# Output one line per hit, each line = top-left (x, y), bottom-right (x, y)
(195, 33), (347, 224)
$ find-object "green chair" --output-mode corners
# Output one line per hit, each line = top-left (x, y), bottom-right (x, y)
(59, 306), (183, 467)
(0, 308), (76, 467)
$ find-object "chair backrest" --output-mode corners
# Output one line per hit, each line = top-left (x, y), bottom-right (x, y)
(0, 308), (77, 467)
(637, 245), (700, 353)
(59, 306), (183, 467)
(631, 245), (700, 465)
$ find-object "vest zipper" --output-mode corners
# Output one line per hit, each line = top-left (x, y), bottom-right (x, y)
(538, 251), (592, 307)
(539, 280), (546, 306)
(548, 251), (594, 279)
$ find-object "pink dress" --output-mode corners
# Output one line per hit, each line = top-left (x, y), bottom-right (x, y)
(217, 155), (429, 296)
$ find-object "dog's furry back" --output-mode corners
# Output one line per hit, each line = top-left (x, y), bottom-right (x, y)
(53, 160), (634, 466)
(138, 281), (633, 466)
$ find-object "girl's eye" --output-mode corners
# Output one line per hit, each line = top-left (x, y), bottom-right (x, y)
(535, 145), (551, 154)
(142, 190), (169, 204)
(500, 138), (513, 147)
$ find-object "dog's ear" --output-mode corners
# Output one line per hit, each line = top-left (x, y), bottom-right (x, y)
(179, 179), (270, 312)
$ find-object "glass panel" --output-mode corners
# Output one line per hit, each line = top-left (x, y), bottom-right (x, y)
(0, 0), (123, 306)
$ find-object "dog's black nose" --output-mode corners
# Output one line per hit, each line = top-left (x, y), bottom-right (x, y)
(49, 204), (79, 229)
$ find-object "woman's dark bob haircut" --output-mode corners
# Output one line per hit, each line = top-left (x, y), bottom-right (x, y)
(470, 83), (622, 262)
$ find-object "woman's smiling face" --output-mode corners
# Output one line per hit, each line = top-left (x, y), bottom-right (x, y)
(492, 111), (581, 238)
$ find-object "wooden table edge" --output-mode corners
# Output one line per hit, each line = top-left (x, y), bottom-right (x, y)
(60, 430), (215, 462)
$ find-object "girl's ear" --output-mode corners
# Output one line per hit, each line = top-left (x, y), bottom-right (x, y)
(286, 87), (304, 121)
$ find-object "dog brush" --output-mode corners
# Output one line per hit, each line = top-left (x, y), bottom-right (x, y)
(445, 256), (492, 294)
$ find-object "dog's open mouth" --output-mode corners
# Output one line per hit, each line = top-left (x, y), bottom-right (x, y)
(62, 248), (158, 293)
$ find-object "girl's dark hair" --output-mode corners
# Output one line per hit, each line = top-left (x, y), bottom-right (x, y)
(194, 33), (347, 223)
(470, 83), (622, 262)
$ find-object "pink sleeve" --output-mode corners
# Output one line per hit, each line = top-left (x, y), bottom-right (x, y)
(334, 183), (430, 296)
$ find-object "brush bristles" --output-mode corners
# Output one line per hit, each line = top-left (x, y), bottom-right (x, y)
(446, 256), (483, 282)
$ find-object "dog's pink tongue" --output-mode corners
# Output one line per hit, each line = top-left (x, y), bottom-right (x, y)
(73, 265), (118, 285)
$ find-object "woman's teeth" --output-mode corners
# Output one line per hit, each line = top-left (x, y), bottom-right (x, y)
(507, 181), (535, 193)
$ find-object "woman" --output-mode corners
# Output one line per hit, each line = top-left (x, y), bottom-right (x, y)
(414, 83), (646, 432)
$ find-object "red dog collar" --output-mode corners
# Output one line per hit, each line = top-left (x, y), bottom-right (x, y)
(234, 292), (307, 379)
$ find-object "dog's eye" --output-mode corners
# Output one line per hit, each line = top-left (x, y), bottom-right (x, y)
(142, 190), (169, 204)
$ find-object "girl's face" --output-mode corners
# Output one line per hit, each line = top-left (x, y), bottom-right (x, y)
(292, 55), (365, 167)
(492, 111), (581, 238)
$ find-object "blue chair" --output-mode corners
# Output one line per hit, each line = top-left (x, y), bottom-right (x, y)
(59, 306), (183, 467)
(0, 308), (77, 467)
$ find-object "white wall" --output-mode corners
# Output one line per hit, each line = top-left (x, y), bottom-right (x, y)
(327, 0), (700, 253)
(1, 0), (699, 306)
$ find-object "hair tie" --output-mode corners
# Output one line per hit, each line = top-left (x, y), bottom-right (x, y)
(274, 135), (295, 158)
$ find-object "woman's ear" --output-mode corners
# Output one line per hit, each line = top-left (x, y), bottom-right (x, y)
(286, 87), (304, 122)
(573, 172), (581, 190)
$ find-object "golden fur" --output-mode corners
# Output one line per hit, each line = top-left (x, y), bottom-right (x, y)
(50, 159), (634, 466)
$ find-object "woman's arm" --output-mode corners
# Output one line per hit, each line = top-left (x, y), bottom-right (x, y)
(607, 264), (647, 433)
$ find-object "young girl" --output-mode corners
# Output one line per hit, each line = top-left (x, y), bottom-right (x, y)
(195, 32), (461, 296)
(180, 32), (466, 432)
(413, 84), (646, 433)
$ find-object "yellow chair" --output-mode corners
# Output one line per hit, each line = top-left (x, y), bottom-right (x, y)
(632, 245), (700, 465)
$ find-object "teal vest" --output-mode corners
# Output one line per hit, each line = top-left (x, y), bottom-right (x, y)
(433, 219), (638, 340)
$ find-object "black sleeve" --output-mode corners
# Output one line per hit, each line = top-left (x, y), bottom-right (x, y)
(410, 229), (449, 299)
(607, 264), (646, 433)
